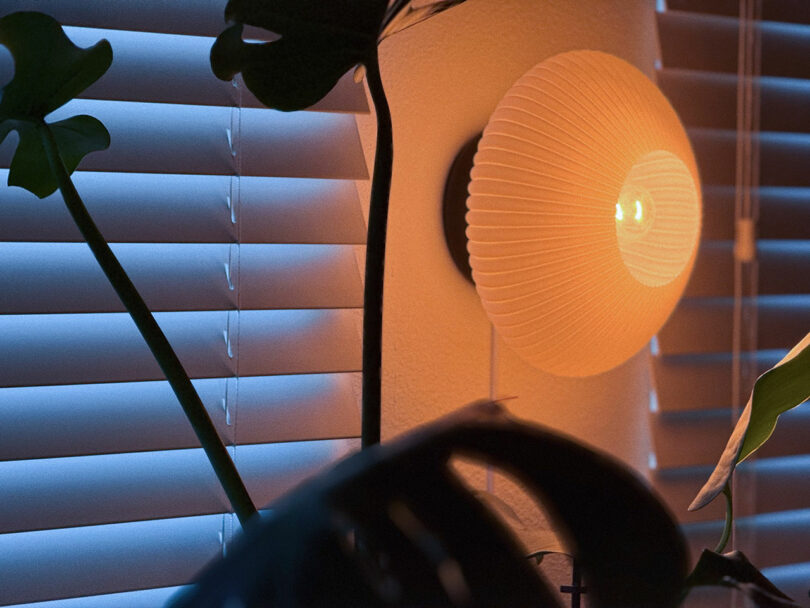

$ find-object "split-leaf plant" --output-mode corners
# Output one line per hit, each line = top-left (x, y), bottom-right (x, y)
(169, 344), (810, 607)
(171, 340), (810, 608)
(171, 401), (691, 608)
(0, 11), (258, 527)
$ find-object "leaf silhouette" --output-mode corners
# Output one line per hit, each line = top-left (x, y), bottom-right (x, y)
(379, 0), (469, 41)
(210, 0), (387, 111)
(0, 11), (111, 197)
(690, 332), (810, 511)
(171, 402), (687, 608)
(210, 0), (470, 111)
(686, 550), (800, 608)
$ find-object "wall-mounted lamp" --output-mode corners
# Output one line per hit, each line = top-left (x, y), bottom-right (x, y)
(444, 50), (701, 377)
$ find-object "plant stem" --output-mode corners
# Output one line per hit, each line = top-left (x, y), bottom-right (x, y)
(361, 50), (393, 449)
(381, 0), (411, 31)
(37, 121), (258, 527)
(715, 483), (734, 553)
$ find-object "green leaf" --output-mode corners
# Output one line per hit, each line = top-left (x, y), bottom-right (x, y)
(171, 402), (688, 608)
(0, 12), (112, 117)
(685, 550), (799, 608)
(690, 332), (810, 511)
(0, 11), (112, 198)
(210, 0), (387, 111)
(7, 115), (109, 198)
(379, 0), (469, 42)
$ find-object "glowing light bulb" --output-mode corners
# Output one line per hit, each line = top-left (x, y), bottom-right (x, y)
(615, 202), (624, 221)
(635, 200), (643, 222)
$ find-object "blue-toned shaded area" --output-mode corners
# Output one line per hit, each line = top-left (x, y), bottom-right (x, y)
(0, 373), (360, 460)
(0, 438), (358, 534)
(6, 586), (188, 608)
(0, 4), (370, 607)
(0, 170), (366, 245)
(0, 308), (361, 386)
(0, 514), (224, 605)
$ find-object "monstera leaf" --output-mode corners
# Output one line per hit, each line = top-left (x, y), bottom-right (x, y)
(0, 11), (112, 198)
(690, 333), (810, 513)
(171, 402), (688, 608)
(210, 0), (468, 111)
(210, 0), (388, 111)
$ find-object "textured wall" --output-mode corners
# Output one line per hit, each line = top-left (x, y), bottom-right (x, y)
(355, 0), (661, 551)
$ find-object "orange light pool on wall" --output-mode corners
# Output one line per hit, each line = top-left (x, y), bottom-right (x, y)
(466, 50), (701, 377)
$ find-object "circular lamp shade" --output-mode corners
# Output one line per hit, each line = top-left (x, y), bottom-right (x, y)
(466, 50), (701, 377)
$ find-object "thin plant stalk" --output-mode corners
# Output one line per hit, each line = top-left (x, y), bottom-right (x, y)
(715, 483), (734, 553)
(36, 120), (258, 527)
(361, 49), (393, 449)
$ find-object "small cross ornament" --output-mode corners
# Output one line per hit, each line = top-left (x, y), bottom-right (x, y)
(560, 559), (587, 608)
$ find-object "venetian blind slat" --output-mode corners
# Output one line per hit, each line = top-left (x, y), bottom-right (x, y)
(0, 439), (357, 535)
(0, 243), (364, 313)
(0, 309), (362, 387)
(4, 586), (187, 608)
(0, 515), (220, 605)
(0, 101), (369, 180)
(0, 373), (361, 461)
(0, 171), (368, 244)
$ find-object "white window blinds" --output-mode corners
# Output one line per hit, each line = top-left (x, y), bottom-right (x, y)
(0, 1), (368, 605)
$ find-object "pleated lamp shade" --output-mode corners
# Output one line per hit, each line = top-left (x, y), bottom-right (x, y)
(466, 50), (701, 377)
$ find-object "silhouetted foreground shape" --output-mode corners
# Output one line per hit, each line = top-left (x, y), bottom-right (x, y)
(687, 550), (799, 608)
(171, 401), (688, 608)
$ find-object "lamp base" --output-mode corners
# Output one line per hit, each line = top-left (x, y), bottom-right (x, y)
(441, 134), (481, 284)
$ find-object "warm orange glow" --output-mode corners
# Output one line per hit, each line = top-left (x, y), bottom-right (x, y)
(466, 50), (701, 377)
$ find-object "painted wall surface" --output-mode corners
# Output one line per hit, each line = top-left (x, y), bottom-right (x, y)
(355, 0), (661, 550)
